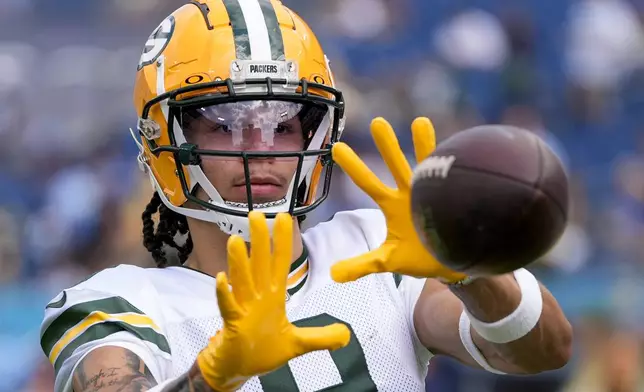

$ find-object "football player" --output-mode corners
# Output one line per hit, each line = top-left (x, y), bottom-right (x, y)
(39, 1), (573, 391)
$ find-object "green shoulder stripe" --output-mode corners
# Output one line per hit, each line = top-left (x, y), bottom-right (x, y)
(41, 296), (165, 358)
(53, 322), (170, 373)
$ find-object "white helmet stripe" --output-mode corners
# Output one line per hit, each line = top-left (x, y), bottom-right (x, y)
(224, 0), (284, 61)
(238, 0), (272, 61)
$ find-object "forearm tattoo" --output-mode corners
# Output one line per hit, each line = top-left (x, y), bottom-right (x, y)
(73, 348), (215, 392)
(73, 349), (156, 392)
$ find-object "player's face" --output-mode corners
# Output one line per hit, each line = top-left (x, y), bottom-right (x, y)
(180, 100), (307, 204)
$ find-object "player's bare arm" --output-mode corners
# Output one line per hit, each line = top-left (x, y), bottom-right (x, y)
(165, 365), (216, 392)
(331, 117), (573, 376)
(72, 346), (214, 392)
(414, 277), (572, 374)
(72, 346), (157, 392)
(408, 124), (572, 373)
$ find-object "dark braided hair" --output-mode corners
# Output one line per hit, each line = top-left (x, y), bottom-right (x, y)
(142, 191), (307, 267)
(142, 192), (193, 267)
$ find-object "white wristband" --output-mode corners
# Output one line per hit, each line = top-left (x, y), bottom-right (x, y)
(464, 268), (543, 344)
(459, 311), (507, 374)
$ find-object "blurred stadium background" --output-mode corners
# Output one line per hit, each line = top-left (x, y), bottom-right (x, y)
(2, 0), (644, 391)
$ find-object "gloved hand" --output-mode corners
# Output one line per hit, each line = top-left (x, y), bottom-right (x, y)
(331, 117), (468, 284)
(197, 212), (351, 391)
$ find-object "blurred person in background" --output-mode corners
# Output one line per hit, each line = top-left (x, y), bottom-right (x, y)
(560, 311), (644, 392)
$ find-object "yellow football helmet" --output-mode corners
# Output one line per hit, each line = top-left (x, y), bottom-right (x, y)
(132, 0), (345, 240)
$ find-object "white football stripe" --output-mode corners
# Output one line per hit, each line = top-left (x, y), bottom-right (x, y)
(237, 0), (272, 60)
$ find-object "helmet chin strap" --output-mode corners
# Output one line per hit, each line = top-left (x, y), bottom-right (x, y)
(223, 198), (288, 209)
(208, 197), (290, 241)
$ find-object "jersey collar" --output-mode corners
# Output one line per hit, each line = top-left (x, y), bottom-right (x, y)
(176, 245), (310, 298)
(286, 245), (309, 300)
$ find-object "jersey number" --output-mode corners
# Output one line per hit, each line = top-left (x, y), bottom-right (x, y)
(258, 314), (377, 391)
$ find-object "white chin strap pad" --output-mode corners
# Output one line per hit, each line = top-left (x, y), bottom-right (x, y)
(215, 211), (277, 242)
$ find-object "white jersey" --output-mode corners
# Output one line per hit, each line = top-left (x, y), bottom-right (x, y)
(40, 209), (432, 392)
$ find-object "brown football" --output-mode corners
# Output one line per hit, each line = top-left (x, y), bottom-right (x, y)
(410, 125), (569, 276)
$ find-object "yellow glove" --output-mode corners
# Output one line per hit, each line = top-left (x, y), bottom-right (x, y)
(331, 117), (468, 284)
(197, 212), (351, 391)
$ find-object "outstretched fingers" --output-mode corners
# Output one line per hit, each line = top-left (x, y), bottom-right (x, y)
(215, 272), (242, 322)
(292, 324), (351, 356)
(370, 117), (413, 191)
(248, 211), (272, 293)
(272, 213), (294, 292)
(411, 117), (437, 164)
(332, 142), (392, 201)
(227, 235), (257, 305)
(330, 248), (387, 283)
